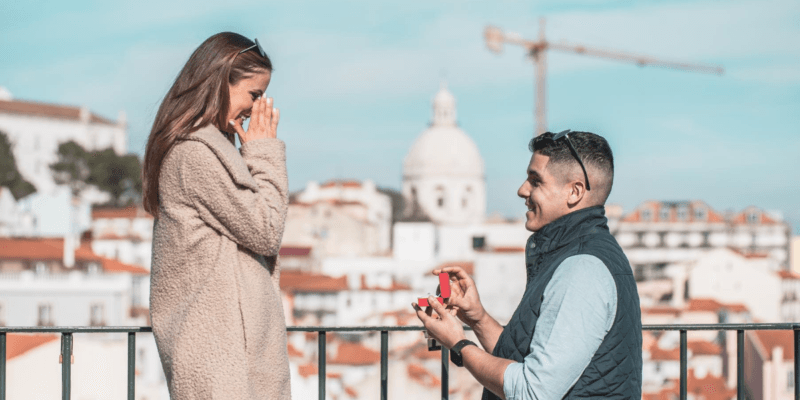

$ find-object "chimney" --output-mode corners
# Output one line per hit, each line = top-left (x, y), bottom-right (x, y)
(63, 235), (75, 268)
(79, 106), (90, 124)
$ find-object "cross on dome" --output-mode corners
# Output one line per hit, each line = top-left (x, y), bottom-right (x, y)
(432, 81), (456, 126)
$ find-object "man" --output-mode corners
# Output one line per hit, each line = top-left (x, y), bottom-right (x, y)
(414, 130), (642, 399)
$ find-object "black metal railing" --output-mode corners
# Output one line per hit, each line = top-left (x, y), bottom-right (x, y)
(1, 323), (799, 400)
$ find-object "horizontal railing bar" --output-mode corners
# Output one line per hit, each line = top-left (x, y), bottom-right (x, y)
(2, 323), (799, 334)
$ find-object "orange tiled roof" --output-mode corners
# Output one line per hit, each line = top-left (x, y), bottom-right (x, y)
(687, 298), (747, 314)
(320, 180), (362, 189)
(731, 206), (778, 225)
(92, 206), (152, 220)
(688, 340), (722, 356)
(645, 369), (735, 400)
(280, 271), (348, 293)
(777, 270), (800, 280)
(344, 386), (358, 398)
(751, 330), (794, 361)
(641, 306), (682, 316)
(0, 238), (147, 274)
(407, 363), (441, 388)
(287, 343), (303, 358)
(649, 345), (680, 361)
(491, 246), (525, 253)
(6, 333), (58, 360)
(621, 200), (725, 223)
(279, 246), (312, 257)
(0, 99), (116, 125)
(329, 342), (381, 365)
(298, 363), (317, 378)
(432, 261), (474, 276)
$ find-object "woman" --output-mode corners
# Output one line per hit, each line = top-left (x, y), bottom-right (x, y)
(142, 32), (290, 399)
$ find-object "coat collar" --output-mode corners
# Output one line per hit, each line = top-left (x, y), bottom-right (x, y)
(529, 205), (609, 255)
(182, 124), (259, 192)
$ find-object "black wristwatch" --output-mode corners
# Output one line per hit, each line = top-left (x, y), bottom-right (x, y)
(450, 339), (478, 367)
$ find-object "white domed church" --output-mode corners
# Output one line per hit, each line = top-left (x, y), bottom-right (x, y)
(402, 84), (486, 225)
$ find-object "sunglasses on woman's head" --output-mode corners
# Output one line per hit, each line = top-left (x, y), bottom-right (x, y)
(551, 129), (591, 191)
(238, 38), (267, 58)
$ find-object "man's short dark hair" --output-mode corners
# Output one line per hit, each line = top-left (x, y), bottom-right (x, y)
(528, 131), (615, 204)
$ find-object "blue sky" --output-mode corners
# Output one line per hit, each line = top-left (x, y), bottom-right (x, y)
(2, 0), (799, 232)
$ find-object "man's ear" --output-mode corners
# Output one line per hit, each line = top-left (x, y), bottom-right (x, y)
(566, 179), (587, 207)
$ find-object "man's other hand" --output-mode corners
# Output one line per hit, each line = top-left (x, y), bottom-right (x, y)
(433, 266), (488, 328)
(413, 296), (467, 350)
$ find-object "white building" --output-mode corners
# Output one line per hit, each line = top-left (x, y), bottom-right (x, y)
(402, 84), (486, 226)
(0, 87), (127, 196)
(745, 330), (796, 400)
(614, 200), (792, 280)
(90, 206), (154, 270)
(0, 237), (149, 327)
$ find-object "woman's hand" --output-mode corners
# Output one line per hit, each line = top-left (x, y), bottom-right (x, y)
(230, 96), (280, 143)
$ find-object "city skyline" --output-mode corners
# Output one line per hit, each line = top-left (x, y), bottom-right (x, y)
(2, 0), (798, 231)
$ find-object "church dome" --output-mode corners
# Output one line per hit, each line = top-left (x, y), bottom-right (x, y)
(403, 85), (484, 179)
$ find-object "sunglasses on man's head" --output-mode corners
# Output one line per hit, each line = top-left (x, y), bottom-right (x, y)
(239, 38), (267, 58)
(551, 129), (591, 191)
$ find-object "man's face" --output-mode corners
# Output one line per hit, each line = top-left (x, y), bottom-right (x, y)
(517, 152), (570, 232)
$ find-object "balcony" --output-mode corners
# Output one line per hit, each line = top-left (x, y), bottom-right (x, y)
(1, 323), (798, 400)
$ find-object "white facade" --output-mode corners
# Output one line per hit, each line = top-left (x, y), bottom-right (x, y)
(6, 333), (167, 400)
(474, 249), (527, 325)
(615, 200), (792, 280)
(295, 179), (392, 253)
(0, 89), (127, 196)
(90, 207), (154, 270)
(402, 85), (485, 226)
(0, 271), (149, 327)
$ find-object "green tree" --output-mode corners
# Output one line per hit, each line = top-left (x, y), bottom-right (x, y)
(50, 141), (90, 197)
(0, 130), (37, 200)
(86, 148), (142, 206)
(50, 141), (142, 206)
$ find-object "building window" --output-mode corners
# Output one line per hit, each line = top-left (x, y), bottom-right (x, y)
(677, 207), (688, 221)
(38, 304), (53, 326)
(435, 186), (445, 208)
(694, 208), (707, 221)
(746, 211), (759, 224)
(641, 209), (652, 221)
(87, 262), (100, 275)
(472, 236), (486, 250)
(90, 303), (105, 326)
(789, 370), (794, 391)
(659, 208), (670, 222)
(35, 262), (49, 275)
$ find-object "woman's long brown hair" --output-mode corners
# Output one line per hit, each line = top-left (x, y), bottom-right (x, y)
(142, 32), (272, 217)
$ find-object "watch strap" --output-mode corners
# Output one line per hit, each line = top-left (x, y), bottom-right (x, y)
(450, 339), (478, 367)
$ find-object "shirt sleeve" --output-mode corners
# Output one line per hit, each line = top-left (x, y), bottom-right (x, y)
(502, 255), (617, 400)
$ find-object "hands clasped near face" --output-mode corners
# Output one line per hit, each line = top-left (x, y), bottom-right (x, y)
(413, 266), (487, 350)
(229, 96), (280, 144)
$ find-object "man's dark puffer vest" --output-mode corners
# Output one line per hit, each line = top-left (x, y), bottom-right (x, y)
(482, 206), (642, 400)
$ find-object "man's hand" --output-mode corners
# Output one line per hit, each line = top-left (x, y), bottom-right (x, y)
(230, 96), (280, 143)
(434, 266), (488, 328)
(413, 296), (467, 350)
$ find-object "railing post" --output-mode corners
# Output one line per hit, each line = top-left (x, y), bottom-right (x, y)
(794, 328), (799, 400)
(318, 331), (326, 400)
(441, 347), (449, 400)
(679, 330), (686, 400)
(381, 330), (388, 400)
(127, 332), (135, 400)
(0, 332), (5, 400)
(61, 332), (72, 400)
(738, 330), (744, 400)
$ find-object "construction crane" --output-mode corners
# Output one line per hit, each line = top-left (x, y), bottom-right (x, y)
(484, 18), (724, 136)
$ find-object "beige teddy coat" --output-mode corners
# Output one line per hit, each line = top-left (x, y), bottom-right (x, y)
(150, 124), (291, 399)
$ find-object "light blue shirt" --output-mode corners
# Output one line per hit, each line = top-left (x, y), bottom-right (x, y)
(502, 254), (618, 400)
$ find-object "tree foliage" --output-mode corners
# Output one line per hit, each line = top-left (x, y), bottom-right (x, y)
(51, 141), (142, 206)
(0, 130), (37, 200)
